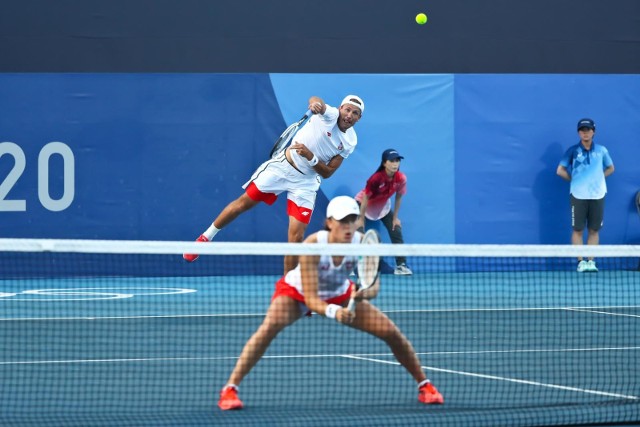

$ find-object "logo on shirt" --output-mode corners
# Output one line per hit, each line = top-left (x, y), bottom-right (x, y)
(301, 211), (310, 216)
(326, 132), (332, 137)
(337, 143), (343, 151)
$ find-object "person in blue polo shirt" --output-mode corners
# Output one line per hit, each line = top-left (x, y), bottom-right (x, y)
(557, 118), (615, 272)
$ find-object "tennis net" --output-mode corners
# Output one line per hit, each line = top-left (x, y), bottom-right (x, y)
(0, 238), (639, 427)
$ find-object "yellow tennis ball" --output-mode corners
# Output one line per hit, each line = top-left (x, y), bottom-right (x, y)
(416, 13), (428, 25)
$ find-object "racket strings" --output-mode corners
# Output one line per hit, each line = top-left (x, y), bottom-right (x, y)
(358, 255), (380, 287)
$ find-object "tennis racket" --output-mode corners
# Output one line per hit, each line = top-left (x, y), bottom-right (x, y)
(269, 109), (313, 159)
(347, 229), (381, 313)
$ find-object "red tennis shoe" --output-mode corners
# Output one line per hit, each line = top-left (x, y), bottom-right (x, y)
(418, 382), (444, 404)
(218, 386), (243, 410)
(183, 234), (208, 262)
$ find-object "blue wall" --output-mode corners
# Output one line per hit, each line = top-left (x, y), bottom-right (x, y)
(1, 73), (638, 244)
(454, 74), (640, 244)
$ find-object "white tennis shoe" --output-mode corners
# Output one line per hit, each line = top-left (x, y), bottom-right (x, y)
(577, 260), (589, 272)
(394, 264), (413, 275)
(577, 259), (598, 273)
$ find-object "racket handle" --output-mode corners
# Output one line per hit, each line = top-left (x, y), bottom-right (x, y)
(347, 298), (356, 313)
(304, 109), (313, 119)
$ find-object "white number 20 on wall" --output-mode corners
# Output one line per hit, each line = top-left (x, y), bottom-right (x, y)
(0, 142), (75, 212)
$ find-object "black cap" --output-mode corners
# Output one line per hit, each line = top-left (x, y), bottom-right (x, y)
(382, 149), (404, 162)
(577, 118), (595, 131)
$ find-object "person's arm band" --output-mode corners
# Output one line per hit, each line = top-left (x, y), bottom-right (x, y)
(324, 304), (341, 319)
(308, 155), (319, 167)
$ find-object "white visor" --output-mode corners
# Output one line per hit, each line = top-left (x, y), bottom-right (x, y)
(326, 196), (360, 220)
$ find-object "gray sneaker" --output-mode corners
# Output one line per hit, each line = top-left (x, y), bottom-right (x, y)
(577, 260), (588, 272)
(394, 264), (413, 275)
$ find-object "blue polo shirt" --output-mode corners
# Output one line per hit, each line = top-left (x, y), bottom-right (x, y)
(559, 142), (613, 200)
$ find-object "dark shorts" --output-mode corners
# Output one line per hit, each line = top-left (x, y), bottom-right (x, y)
(570, 195), (605, 231)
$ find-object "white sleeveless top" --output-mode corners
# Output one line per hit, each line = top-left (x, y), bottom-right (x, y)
(284, 230), (362, 300)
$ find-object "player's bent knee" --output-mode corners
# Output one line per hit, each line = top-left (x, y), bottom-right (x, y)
(288, 231), (305, 243)
(372, 322), (402, 341)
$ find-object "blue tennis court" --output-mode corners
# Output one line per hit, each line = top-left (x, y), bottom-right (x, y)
(1, 266), (638, 426)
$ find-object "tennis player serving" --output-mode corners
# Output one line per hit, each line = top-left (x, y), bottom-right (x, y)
(217, 196), (444, 410)
(184, 95), (364, 274)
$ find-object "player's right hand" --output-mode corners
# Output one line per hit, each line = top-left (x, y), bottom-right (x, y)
(336, 307), (355, 324)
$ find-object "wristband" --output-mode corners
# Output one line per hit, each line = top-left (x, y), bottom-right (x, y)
(324, 304), (341, 319)
(308, 155), (319, 167)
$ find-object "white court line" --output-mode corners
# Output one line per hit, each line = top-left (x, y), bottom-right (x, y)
(342, 354), (640, 401)
(1, 305), (639, 321)
(414, 346), (640, 356)
(566, 308), (640, 318)
(0, 353), (361, 366)
(3, 348), (639, 400)
(386, 305), (640, 313)
(0, 314), (262, 321)
(2, 346), (638, 365)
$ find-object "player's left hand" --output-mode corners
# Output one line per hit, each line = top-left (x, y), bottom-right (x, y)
(352, 280), (379, 302)
(290, 142), (312, 161)
(351, 285), (371, 303)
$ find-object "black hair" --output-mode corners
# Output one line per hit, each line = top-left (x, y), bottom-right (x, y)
(376, 157), (401, 173)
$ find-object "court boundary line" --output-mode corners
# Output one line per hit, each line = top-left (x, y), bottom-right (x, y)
(1, 305), (639, 321)
(2, 350), (637, 401)
(566, 308), (640, 318)
(2, 346), (639, 365)
(342, 355), (640, 401)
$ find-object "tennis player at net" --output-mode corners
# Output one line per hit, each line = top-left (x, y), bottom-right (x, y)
(217, 196), (444, 410)
(184, 95), (364, 274)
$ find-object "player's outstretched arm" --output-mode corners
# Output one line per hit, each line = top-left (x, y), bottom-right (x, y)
(308, 96), (326, 115)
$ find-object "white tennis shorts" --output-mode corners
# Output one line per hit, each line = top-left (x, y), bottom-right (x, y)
(242, 153), (321, 210)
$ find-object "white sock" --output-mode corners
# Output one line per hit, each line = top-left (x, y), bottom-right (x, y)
(224, 383), (238, 391)
(203, 224), (221, 241)
(417, 379), (430, 389)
